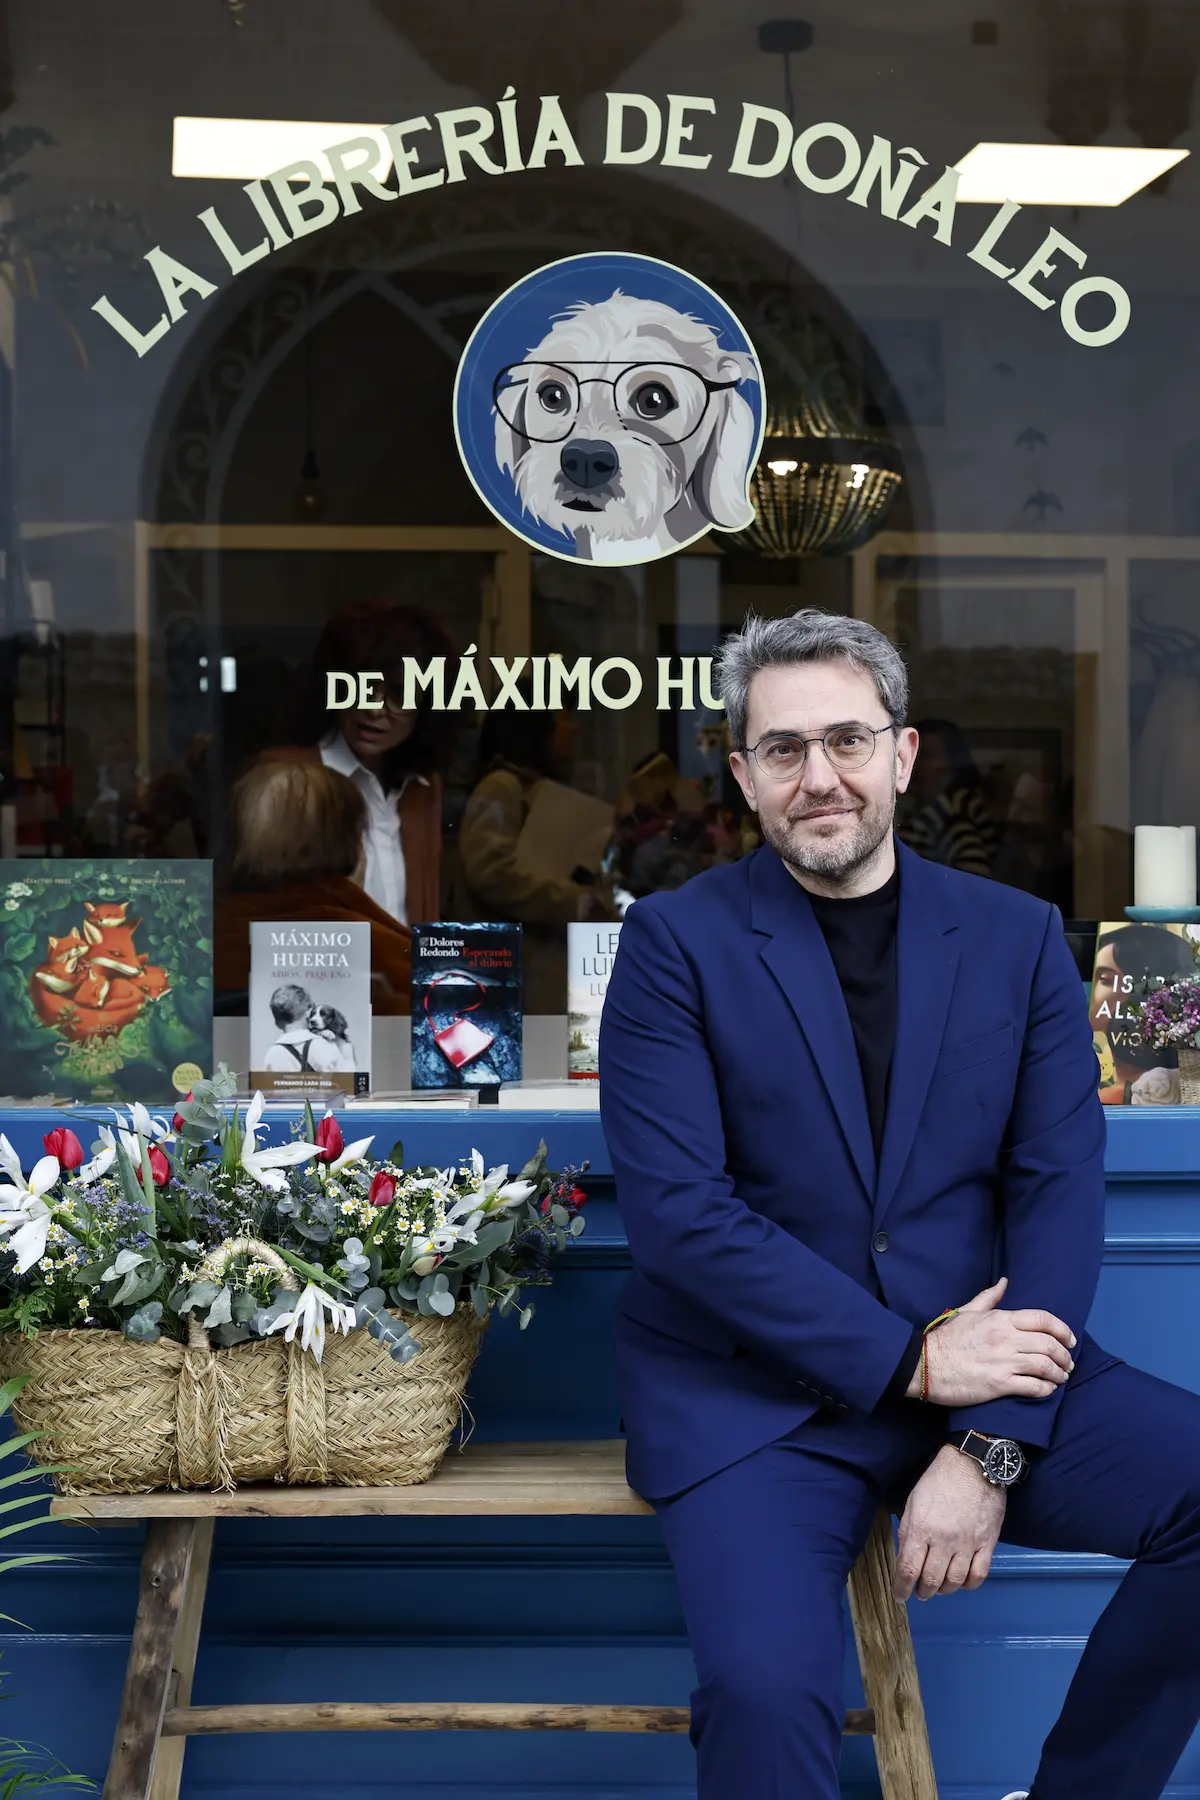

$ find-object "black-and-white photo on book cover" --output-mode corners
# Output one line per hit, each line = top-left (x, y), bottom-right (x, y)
(250, 921), (371, 1096)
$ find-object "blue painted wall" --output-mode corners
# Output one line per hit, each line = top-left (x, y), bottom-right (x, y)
(2, 1106), (1198, 1798)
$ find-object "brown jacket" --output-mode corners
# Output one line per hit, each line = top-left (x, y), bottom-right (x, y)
(215, 875), (413, 1015)
(258, 744), (443, 924)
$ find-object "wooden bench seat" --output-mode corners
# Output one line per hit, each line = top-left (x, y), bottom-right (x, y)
(51, 1440), (937, 1800)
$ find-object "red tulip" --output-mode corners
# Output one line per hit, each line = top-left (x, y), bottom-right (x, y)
(368, 1170), (396, 1209)
(314, 1113), (344, 1164)
(172, 1092), (193, 1133)
(43, 1128), (84, 1170)
(147, 1144), (171, 1187)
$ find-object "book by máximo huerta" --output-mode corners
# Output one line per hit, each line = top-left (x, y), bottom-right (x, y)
(0, 859), (212, 1103)
(250, 920), (371, 1097)
(410, 922), (522, 1088)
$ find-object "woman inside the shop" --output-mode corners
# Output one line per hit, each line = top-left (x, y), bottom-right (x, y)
(215, 758), (413, 1013)
(264, 598), (458, 927)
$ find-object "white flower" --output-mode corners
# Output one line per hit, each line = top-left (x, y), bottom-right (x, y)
(3, 900), (17, 912)
(123, 1103), (173, 1148)
(0, 1136), (23, 1187)
(6, 882), (31, 898)
(240, 1093), (320, 1191)
(78, 1129), (117, 1184)
(264, 1282), (356, 1362)
(329, 1134), (374, 1176)
(1131, 1065), (1181, 1106)
(0, 1153), (60, 1273)
(477, 1161), (536, 1209)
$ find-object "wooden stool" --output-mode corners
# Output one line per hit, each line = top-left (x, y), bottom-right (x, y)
(51, 1440), (937, 1800)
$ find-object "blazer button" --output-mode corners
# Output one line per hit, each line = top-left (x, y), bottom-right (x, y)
(872, 1231), (890, 1253)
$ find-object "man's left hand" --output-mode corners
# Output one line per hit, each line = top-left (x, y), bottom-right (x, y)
(892, 1444), (1006, 1601)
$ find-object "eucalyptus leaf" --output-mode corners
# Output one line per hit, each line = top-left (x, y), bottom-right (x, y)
(550, 1204), (569, 1227)
(569, 1215), (586, 1237)
(231, 1290), (259, 1323)
(211, 1322), (252, 1347)
(292, 1221), (331, 1244)
(101, 1247), (147, 1282)
(519, 1305), (534, 1330)
(113, 1263), (165, 1307)
(180, 1279), (222, 1315)
(123, 1302), (162, 1344)
(353, 1286), (387, 1326)
(427, 1288), (456, 1317)
(202, 1287), (233, 1329)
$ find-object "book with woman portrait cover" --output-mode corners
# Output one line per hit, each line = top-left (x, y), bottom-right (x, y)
(0, 858), (212, 1104)
(1090, 918), (1200, 1105)
(250, 921), (371, 1097)
(410, 922), (522, 1089)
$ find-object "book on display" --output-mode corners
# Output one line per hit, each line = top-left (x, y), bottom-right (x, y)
(250, 920), (371, 1097)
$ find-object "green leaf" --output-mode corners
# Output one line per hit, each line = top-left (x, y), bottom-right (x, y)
(516, 1139), (549, 1183)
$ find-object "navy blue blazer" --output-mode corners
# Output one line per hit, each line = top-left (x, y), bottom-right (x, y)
(598, 838), (1115, 1502)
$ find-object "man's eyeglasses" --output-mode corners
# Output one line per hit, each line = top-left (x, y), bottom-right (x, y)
(493, 360), (744, 447)
(741, 722), (898, 781)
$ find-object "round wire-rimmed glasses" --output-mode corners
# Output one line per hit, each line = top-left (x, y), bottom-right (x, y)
(742, 722), (898, 780)
(492, 360), (745, 446)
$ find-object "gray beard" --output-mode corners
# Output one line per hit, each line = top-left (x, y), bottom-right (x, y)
(759, 790), (895, 883)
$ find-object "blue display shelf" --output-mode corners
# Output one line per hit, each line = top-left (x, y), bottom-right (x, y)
(0, 1104), (1197, 1798)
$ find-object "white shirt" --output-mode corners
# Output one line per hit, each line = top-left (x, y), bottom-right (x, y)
(319, 731), (427, 925)
(261, 1024), (343, 1074)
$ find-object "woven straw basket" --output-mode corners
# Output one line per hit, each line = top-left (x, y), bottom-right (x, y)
(0, 1238), (488, 1494)
(1178, 1045), (1200, 1106)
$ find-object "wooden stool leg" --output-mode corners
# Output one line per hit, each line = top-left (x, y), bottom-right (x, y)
(148, 1519), (214, 1800)
(102, 1519), (205, 1800)
(847, 1511), (939, 1800)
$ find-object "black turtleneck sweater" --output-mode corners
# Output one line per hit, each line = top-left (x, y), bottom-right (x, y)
(805, 867), (924, 1402)
(806, 866), (899, 1163)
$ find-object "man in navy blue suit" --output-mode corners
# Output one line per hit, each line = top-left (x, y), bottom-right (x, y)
(599, 609), (1200, 1800)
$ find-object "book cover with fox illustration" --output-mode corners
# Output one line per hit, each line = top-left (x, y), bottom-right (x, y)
(0, 860), (212, 1103)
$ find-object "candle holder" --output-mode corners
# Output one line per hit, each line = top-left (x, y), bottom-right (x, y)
(1124, 906), (1200, 923)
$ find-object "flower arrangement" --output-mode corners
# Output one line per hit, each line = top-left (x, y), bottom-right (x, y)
(0, 1067), (588, 1366)
(1133, 973), (1200, 1053)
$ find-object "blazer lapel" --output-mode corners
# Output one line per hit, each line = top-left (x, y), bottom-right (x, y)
(750, 851), (875, 1200)
(874, 845), (961, 1225)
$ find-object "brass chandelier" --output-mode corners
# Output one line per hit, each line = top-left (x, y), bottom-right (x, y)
(739, 364), (905, 559)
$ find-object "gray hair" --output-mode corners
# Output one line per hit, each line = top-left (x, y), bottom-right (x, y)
(716, 610), (909, 748)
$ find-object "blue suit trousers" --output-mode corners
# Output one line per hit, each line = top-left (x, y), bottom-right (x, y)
(654, 1356), (1200, 1800)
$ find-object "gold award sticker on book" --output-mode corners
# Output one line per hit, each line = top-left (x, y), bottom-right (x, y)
(172, 1061), (203, 1094)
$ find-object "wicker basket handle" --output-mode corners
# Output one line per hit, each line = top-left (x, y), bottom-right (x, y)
(185, 1237), (300, 1351)
(177, 1236), (325, 1489)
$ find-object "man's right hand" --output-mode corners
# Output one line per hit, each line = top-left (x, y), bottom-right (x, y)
(905, 1276), (1076, 1406)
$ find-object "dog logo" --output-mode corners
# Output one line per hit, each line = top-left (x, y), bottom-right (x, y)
(453, 252), (764, 566)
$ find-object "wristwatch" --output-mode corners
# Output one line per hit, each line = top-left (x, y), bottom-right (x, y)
(948, 1429), (1029, 1487)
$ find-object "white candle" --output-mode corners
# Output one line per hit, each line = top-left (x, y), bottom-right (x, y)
(1134, 825), (1197, 909)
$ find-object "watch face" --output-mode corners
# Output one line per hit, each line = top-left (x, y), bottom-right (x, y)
(983, 1438), (1025, 1486)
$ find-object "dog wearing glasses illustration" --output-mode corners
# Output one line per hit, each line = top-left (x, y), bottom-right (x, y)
(492, 291), (760, 562)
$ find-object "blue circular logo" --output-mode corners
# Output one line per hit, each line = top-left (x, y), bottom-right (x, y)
(453, 252), (765, 566)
